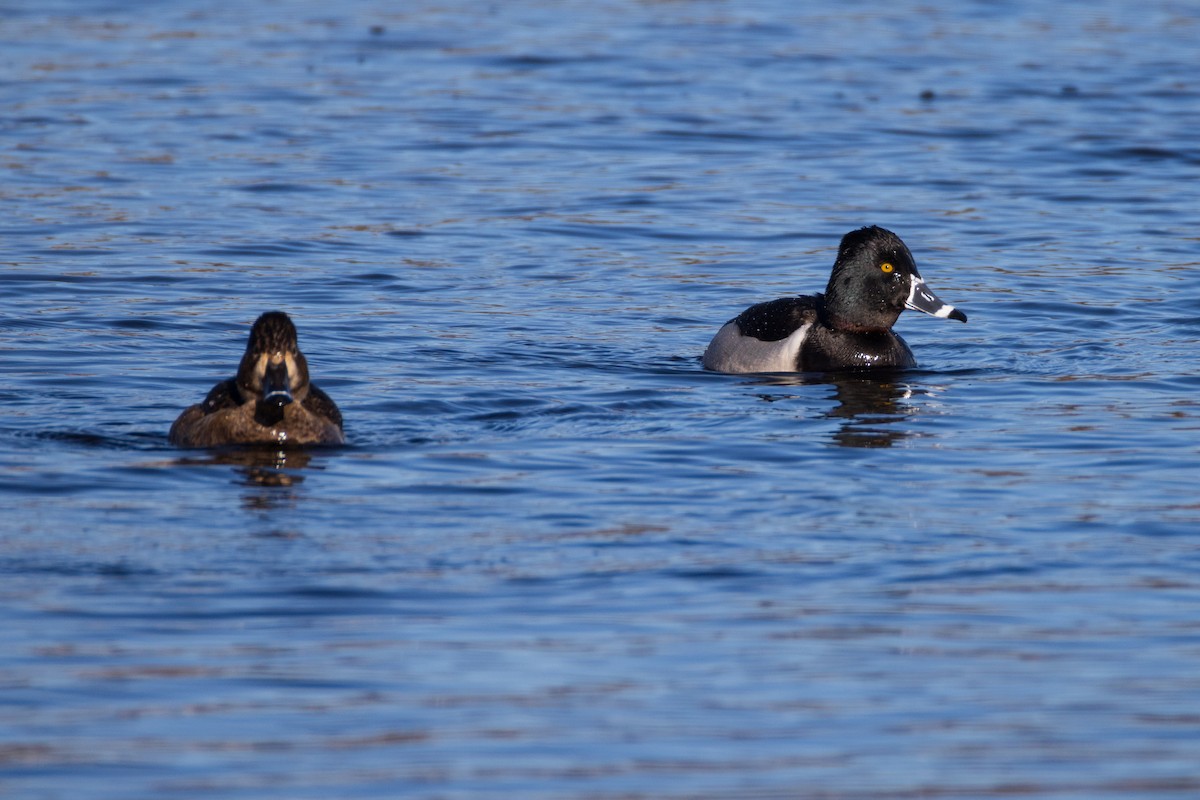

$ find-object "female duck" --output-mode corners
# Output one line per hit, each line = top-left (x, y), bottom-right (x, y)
(169, 311), (345, 447)
(702, 226), (967, 373)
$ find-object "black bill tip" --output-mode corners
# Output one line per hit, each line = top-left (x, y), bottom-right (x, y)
(906, 277), (967, 324)
(262, 360), (294, 408)
(263, 389), (293, 408)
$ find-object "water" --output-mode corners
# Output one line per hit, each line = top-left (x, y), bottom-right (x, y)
(4, 1), (1200, 797)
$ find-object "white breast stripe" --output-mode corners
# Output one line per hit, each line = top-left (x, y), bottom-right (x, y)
(702, 321), (812, 374)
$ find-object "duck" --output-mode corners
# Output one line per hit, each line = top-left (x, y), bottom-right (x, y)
(702, 226), (967, 373)
(169, 311), (345, 447)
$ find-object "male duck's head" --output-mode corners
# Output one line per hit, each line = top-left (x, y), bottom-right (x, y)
(236, 312), (311, 416)
(823, 226), (967, 333)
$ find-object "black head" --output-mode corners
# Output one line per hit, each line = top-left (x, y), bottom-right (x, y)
(823, 226), (966, 332)
(235, 311), (311, 408)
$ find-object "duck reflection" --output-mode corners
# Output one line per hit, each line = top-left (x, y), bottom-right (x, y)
(174, 446), (314, 502)
(752, 372), (924, 448)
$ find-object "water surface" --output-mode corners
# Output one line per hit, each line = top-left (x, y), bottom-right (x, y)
(4, 1), (1200, 798)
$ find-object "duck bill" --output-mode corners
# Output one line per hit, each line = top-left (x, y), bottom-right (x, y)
(906, 277), (968, 322)
(262, 360), (294, 408)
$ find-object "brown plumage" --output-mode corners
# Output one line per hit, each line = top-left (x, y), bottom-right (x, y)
(169, 311), (345, 448)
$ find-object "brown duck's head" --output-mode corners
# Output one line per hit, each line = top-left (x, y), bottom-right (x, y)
(236, 311), (311, 410)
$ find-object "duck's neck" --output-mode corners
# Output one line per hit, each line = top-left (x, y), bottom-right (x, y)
(820, 292), (901, 334)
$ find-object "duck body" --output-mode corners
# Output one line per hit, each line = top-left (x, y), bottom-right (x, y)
(169, 311), (345, 448)
(703, 295), (919, 373)
(169, 377), (344, 448)
(702, 226), (966, 374)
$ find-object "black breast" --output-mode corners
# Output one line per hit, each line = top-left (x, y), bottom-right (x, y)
(800, 326), (916, 372)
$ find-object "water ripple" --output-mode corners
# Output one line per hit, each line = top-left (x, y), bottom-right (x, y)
(5, 1), (1200, 798)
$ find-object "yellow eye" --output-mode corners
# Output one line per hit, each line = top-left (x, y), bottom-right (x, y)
(880, 262), (894, 273)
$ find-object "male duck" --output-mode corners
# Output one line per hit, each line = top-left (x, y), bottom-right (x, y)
(702, 226), (967, 373)
(169, 311), (345, 447)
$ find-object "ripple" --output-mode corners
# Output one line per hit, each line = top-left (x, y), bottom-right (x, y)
(6, 2), (1200, 798)
(235, 182), (319, 193)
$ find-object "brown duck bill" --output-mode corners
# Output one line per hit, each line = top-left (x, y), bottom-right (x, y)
(261, 360), (294, 408)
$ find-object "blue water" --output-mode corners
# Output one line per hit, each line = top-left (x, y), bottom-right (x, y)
(4, 1), (1200, 797)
